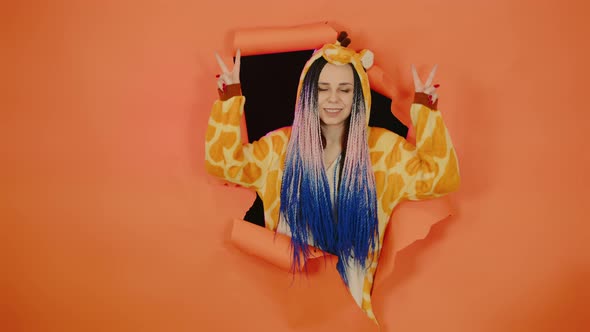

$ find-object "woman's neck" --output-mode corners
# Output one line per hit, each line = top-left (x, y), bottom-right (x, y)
(321, 122), (346, 148)
(321, 122), (347, 167)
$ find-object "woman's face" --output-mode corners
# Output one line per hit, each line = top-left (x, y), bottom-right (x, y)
(317, 63), (354, 127)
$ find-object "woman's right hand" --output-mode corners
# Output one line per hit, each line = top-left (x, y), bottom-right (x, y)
(411, 64), (439, 105)
(215, 49), (241, 91)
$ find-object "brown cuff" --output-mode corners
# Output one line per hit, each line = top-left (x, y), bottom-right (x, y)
(218, 83), (242, 101)
(414, 92), (438, 110)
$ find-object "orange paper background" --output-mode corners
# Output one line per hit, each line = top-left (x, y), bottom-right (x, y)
(2, 0), (589, 331)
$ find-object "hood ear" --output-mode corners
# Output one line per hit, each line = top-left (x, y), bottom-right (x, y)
(360, 49), (374, 70)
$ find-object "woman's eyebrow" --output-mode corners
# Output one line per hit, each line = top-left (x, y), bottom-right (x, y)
(318, 82), (353, 85)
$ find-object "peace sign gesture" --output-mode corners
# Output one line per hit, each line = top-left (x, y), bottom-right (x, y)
(215, 49), (241, 91)
(412, 64), (439, 104)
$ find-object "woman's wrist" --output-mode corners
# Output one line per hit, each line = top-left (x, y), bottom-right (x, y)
(413, 92), (438, 110)
(218, 83), (242, 101)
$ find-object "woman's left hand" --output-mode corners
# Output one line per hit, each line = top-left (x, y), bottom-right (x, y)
(215, 49), (241, 91)
(412, 64), (439, 104)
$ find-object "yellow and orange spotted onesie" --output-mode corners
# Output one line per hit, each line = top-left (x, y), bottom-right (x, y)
(205, 84), (460, 322)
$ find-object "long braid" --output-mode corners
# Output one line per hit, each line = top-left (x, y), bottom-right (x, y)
(281, 58), (333, 273)
(336, 70), (379, 282)
(280, 57), (379, 283)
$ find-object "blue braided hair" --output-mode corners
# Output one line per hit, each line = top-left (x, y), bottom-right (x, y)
(280, 57), (379, 285)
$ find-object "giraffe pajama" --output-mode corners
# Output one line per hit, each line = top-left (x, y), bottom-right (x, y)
(205, 84), (460, 322)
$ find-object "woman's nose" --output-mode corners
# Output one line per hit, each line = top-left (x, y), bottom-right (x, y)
(328, 90), (339, 102)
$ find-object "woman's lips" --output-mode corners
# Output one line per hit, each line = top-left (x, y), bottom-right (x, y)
(324, 108), (343, 113)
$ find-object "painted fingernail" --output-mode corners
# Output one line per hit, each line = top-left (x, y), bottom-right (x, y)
(434, 84), (440, 88)
(215, 74), (220, 78)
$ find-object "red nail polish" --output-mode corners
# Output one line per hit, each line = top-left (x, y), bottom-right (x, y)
(434, 84), (440, 88)
(215, 74), (220, 78)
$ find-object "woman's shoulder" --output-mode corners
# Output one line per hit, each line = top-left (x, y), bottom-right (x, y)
(368, 126), (404, 147)
(264, 126), (292, 139)
(256, 126), (292, 154)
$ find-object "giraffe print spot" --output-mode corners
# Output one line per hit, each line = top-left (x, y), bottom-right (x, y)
(210, 107), (224, 123)
(226, 105), (242, 126)
(240, 162), (261, 184)
(405, 156), (421, 176)
(228, 166), (240, 179)
(389, 172), (405, 201)
(421, 136), (433, 154)
(208, 131), (237, 163)
(272, 134), (286, 155)
(381, 173), (405, 209)
(374, 171), (386, 198)
(384, 139), (402, 168)
(434, 148), (460, 193)
(263, 170), (279, 205)
(252, 139), (270, 161)
(368, 128), (386, 147)
(232, 149), (244, 162)
(432, 116), (448, 158)
(415, 177), (434, 195)
(403, 141), (416, 152)
(415, 106), (431, 143)
(205, 124), (216, 142)
(405, 153), (439, 177)
(370, 151), (384, 165)
(205, 161), (225, 178)
(211, 101), (243, 126)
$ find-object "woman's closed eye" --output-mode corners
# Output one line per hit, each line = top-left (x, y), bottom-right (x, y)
(318, 88), (351, 93)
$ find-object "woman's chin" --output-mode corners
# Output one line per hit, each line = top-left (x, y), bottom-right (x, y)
(320, 118), (346, 126)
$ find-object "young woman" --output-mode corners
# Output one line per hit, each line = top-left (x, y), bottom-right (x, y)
(205, 33), (460, 321)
